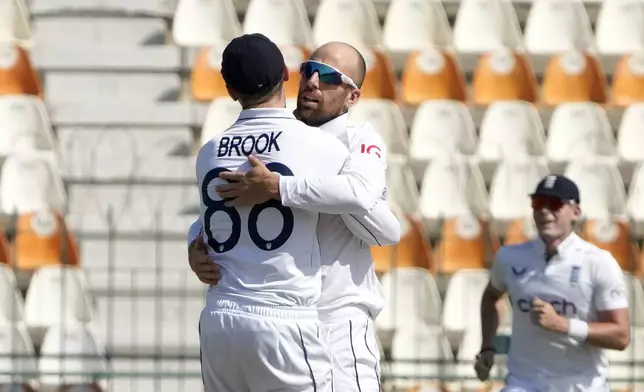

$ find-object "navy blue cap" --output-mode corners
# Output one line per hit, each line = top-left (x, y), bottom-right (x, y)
(221, 33), (285, 96)
(530, 174), (580, 203)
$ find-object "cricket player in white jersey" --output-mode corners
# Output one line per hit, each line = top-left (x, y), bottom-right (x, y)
(189, 41), (400, 391)
(196, 33), (358, 392)
(475, 174), (630, 391)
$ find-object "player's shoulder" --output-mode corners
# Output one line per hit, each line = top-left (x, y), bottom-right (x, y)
(576, 236), (620, 269)
(345, 120), (385, 145)
(301, 123), (350, 151)
(495, 240), (541, 266)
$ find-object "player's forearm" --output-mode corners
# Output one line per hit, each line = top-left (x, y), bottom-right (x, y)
(480, 291), (501, 350)
(278, 171), (385, 215)
(555, 318), (630, 350)
(340, 199), (401, 246)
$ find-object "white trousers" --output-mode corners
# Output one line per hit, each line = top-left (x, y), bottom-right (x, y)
(322, 308), (381, 392)
(199, 299), (333, 392)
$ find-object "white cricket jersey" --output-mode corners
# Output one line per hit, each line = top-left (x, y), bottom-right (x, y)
(490, 233), (628, 389)
(196, 108), (349, 308)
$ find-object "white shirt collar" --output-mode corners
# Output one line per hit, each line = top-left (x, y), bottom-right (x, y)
(534, 231), (580, 260)
(319, 113), (349, 137)
(237, 108), (296, 121)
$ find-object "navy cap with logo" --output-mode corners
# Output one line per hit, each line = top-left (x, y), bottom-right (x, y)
(221, 33), (285, 96)
(530, 174), (580, 204)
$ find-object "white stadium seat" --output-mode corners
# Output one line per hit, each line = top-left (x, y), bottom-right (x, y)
(0, 265), (25, 323)
(0, 0), (31, 46)
(524, 0), (595, 55)
(57, 127), (193, 181)
(33, 17), (166, 48)
(172, 0), (240, 47)
(313, 0), (382, 48)
(564, 157), (626, 220)
(419, 153), (488, 234)
(386, 158), (421, 215)
(377, 267), (443, 332)
(0, 322), (37, 387)
(605, 327), (644, 391)
(348, 99), (408, 157)
(109, 359), (203, 392)
(452, 0), (523, 54)
(24, 266), (95, 345)
(442, 269), (489, 345)
(0, 151), (66, 215)
(390, 324), (455, 390)
(243, 0), (312, 47)
(48, 102), (194, 127)
(456, 324), (511, 391)
(201, 98), (242, 145)
(0, 95), (55, 158)
(94, 295), (203, 356)
(39, 323), (108, 389)
(624, 273), (644, 328)
(546, 102), (616, 171)
(408, 100), (477, 183)
(30, 0), (177, 17)
(489, 156), (550, 226)
(627, 163), (644, 236)
(595, 0), (644, 55)
(618, 103), (644, 165)
(382, 0), (452, 53)
(476, 101), (546, 181)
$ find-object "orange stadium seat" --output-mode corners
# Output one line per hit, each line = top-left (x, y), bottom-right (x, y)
(400, 48), (467, 106)
(582, 219), (637, 273)
(435, 216), (500, 274)
(370, 215), (433, 275)
(359, 48), (397, 100)
(281, 45), (310, 98)
(13, 210), (79, 271)
(472, 49), (538, 105)
(611, 54), (644, 107)
(504, 218), (537, 245)
(541, 51), (607, 106)
(191, 45), (227, 101)
(0, 43), (41, 97)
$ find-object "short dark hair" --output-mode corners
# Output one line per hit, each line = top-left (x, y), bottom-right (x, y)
(237, 79), (284, 109)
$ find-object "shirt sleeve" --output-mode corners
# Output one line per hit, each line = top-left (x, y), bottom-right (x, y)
(593, 251), (629, 311)
(340, 196), (402, 246)
(187, 218), (203, 248)
(489, 249), (507, 292)
(278, 122), (387, 216)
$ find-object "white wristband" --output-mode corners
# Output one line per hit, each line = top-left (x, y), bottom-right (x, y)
(567, 319), (589, 343)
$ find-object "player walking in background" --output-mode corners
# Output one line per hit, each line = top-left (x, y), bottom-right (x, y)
(189, 41), (401, 391)
(196, 33), (354, 392)
(475, 174), (630, 391)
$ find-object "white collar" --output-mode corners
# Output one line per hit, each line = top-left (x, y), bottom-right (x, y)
(237, 108), (296, 121)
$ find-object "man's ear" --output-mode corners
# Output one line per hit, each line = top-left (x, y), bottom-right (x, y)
(226, 85), (239, 102)
(283, 65), (290, 82)
(346, 88), (361, 108)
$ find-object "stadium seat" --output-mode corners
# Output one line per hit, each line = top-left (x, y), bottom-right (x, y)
(618, 103), (644, 168)
(14, 210), (79, 271)
(0, 151), (65, 215)
(400, 48), (467, 106)
(452, 0), (523, 54)
(57, 127), (192, 181)
(581, 219), (636, 272)
(94, 294), (203, 356)
(172, 0), (240, 47)
(281, 45), (309, 98)
(476, 101), (546, 181)
(201, 97), (242, 145)
(190, 45), (229, 101)
(419, 154), (489, 236)
(456, 325), (511, 392)
(605, 327), (644, 391)
(0, 265), (24, 323)
(472, 49), (538, 105)
(595, 0), (644, 56)
(243, 0), (312, 47)
(30, 0), (177, 16)
(371, 212), (433, 275)
(611, 53), (644, 107)
(504, 217), (538, 245)
(24, 266), (94, 345)
(357, 48), (397, 100)
(541, 51), (607, 105)
(389, 324), (455, 390)
(565, 157), (626, 220)
(39, 323), (108, 390)
(626, 163), (644, 237)
(488, 156), (550, 228)
(624, 273), (644, 327)
(442, 269), (489, 345)
(0, 0), (31, 46)
(386, 158), (421, 215)
(0, 322), (37, 389)
(33, 17), (166, 49)
(523, 0), (595, 55)
(66, 184), (198, 235)
(348, 99), (408, 157)
(382, 0), (452, 54)
(408, 100), (477, 183)
(313, 0), (382, 48)
(0, 43), (41, 96)
(108, 359), (203, 392)
(546, 102), (615, 171)
(0, 95), (55, 158)
(435, 214), (499, 273)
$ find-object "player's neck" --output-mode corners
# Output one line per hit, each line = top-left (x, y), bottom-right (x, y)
(541, 230), (574, 259)
(242, 94), (286, 110)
